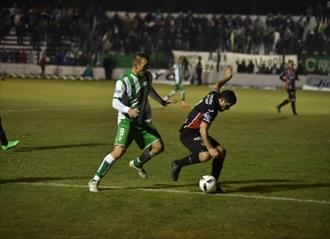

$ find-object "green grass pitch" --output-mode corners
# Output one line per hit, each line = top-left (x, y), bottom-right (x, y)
(0, 78), (329, 239)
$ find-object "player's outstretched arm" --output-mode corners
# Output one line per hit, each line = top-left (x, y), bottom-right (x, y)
(212, 66), (233, 92)
(149, 86), (171, 106)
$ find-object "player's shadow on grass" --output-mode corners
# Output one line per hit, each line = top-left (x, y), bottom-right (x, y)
(222, 179), (330, 193)
(15, 143), (109, 152)
(266, 116), (291, 121)
(138, 180), (297, 191)
(0, 176), (89, 184)
(121, 180), (330, 194)
(100, 183), (198, 191)
(139, 183), (198, 189)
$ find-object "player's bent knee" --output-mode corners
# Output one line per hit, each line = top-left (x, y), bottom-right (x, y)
(151, 140), (164, 154)
(217, 147), (226, 158)
(112, 145), (126, 157)
(220, 150), (226, 161)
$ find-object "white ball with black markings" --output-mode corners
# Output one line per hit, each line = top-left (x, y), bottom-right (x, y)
(199, 175), (216, 193)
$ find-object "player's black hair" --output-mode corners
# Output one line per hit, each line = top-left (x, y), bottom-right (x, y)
(219, 90), (237, 105)
(134, 52), (150, 63)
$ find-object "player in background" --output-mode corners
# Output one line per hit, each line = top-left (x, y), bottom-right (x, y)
(39, 51), (47, 78)
(170, 67), (237, 193)
(276, 60), (299, 116)
(88, 52), (171, 192)
(164, 56), (190, 108)
(0, 117), (20, 151)
(193, 56), (203, 85)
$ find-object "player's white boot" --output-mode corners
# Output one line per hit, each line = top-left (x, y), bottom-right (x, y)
(88, 179), (99, 192)
(129, 160), (148, 178)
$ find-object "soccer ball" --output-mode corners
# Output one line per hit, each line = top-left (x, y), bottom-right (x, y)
(199, 175), (216, 193)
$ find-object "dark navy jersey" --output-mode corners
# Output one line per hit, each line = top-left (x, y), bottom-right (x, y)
(181, 90), (220, 131)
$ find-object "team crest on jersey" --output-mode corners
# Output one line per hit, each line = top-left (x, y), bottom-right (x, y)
(203, 112), (212, 123)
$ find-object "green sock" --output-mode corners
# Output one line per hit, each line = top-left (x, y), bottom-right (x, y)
(180, 91), (186, 101)
(96, 161), (110, 178)
(96, 154), (115, 179)
(134, 158), (143, 168)
(134, 149), (154, 168)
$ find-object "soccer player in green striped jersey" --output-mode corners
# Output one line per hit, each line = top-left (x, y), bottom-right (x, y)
(88, 52), (171, 192)
(164, 56), (190, 108)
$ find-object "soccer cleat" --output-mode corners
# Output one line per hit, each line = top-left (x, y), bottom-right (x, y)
(213, 184), (225, 194)
(276, 105), (281, 114)
(170, 161), (182, 181)
(169, 99), (178, 104)
(88, 179), (100, 192)
(129, 160), (147, 178)
(181, 102), (190, 108)
(2, 140), (20, 151)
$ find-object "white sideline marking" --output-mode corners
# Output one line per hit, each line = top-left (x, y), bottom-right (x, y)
(0, 106), (108, 113)
(14, 182), (330, 205)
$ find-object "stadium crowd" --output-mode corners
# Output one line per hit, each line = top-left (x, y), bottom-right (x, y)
(0, 2), (329, 68)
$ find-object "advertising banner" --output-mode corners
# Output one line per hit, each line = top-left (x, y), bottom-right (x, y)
(302, 74), (330, 91)
(302, 55), (330, 75)
(172, 50), (298, 74)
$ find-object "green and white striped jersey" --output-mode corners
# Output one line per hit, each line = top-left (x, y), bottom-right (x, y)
(173, 63), (185, 85)
(113, 70), (153, 124)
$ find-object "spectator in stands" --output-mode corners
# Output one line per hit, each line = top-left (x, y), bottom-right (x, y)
(82, 64), (94, 79)
(57, 51), (65, 65)
(257, 63), (267, 74)
(326, 1), (330, 20)
(247, 60), (255, 73)
(39, 51), (47, 78)
(193, 56), (203, 85)
(14, 9), (24, 45)
(237, 60), (247, 73)
(103, 54), (115, 80)
(19, 49), (27, 63)
(252, 17), (264, 54)
(1, 3), (330, 66)
(27, 50), (34, 63)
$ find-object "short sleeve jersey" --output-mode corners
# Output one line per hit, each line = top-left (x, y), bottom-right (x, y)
(113, 70), (153, 124)
(181, 90), (220, 131)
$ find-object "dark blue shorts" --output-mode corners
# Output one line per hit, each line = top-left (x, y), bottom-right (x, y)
(287, 89), (296, 99)
(180, 129), (220, 154)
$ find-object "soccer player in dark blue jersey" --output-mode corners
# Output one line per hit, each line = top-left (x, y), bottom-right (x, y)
(276, 60), (299, 116)
(170, 67), (237, 193)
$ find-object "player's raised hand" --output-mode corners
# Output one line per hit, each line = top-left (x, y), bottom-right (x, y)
(213, 66), (234, 92)
(162, 99), (177, 106)
(224, 66), (233, 80)
(128, 108), (140, 118)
